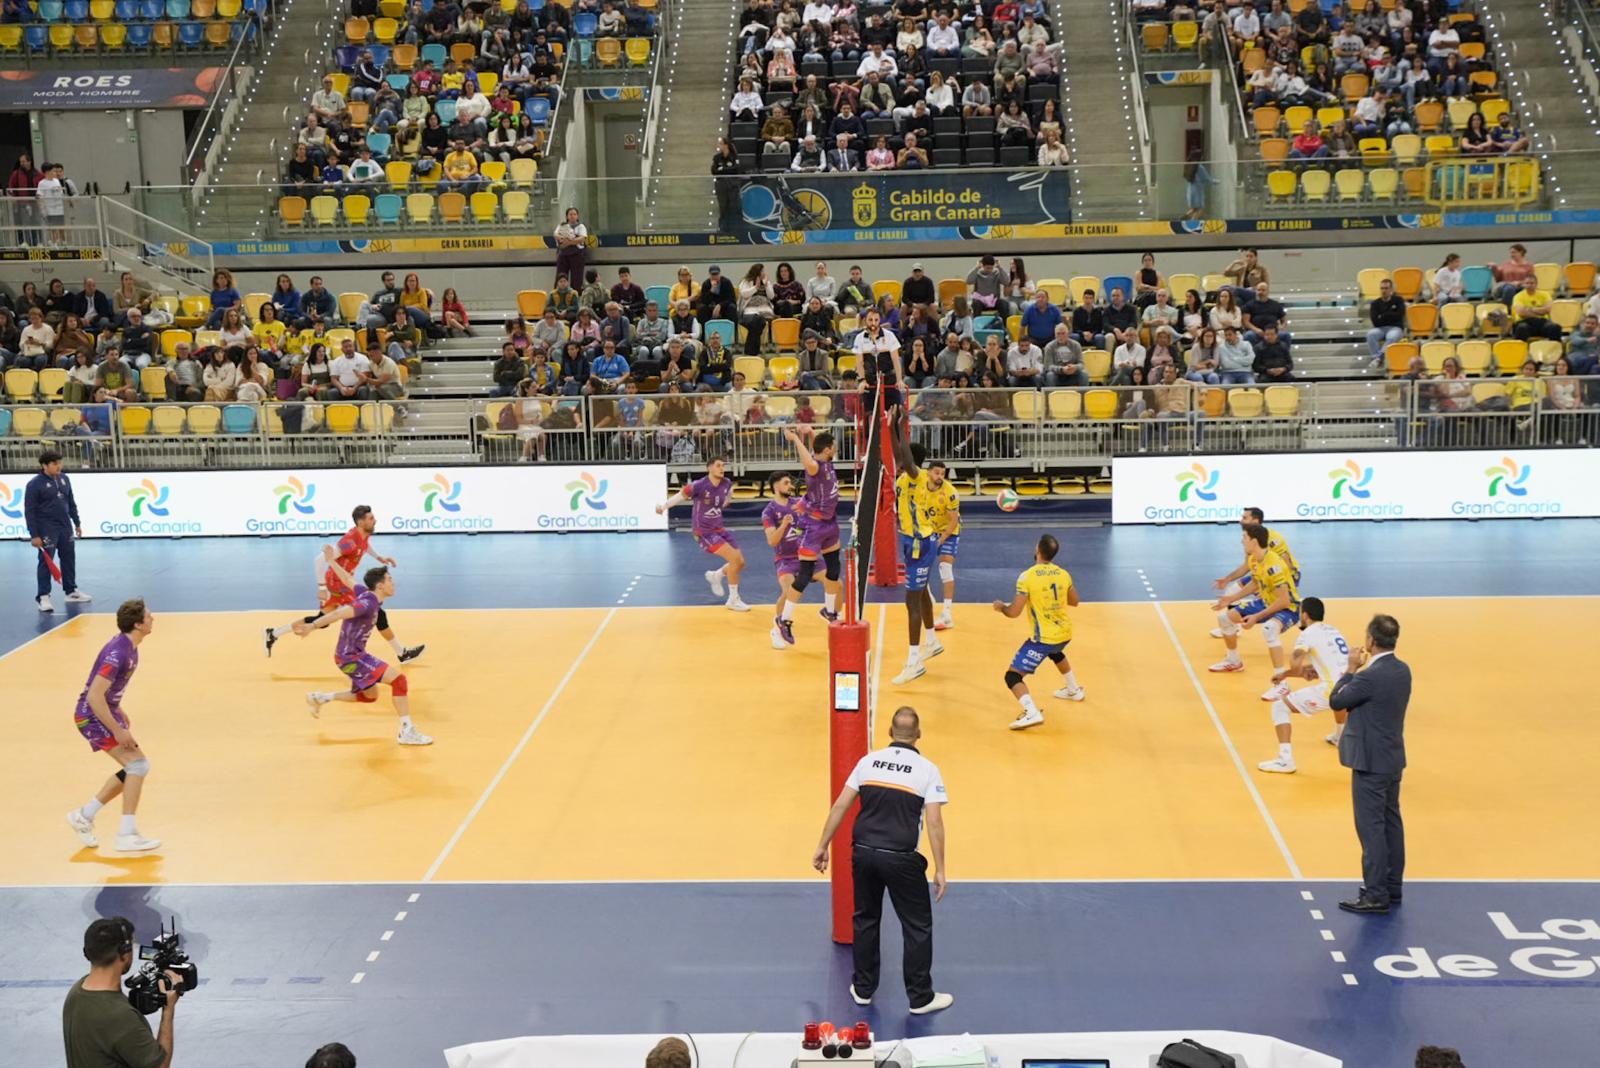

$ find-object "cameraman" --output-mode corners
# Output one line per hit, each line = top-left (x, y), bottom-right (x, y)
(64, 918), (179, 1068)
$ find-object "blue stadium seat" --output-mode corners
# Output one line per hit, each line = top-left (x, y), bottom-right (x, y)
(368, 43), (388, 66)
(386, 73), (409, 91)
(419, 41), (445, 66)
(38, 0), (66, 19)
(177, 18), (202, 45)
(0, 409), (11, 437)
(139, 0), (162, 16)
(114, 0), (138, 18)
(526, 96), (550, 125)
(222, 405), (258, 434)
(374, 192), (403, 224)
(126, 20), (152, 45)
(231, 18), (254, 40)
(573, 11), (596, 36)
(64, 0), (90, 19)
(1103, 275), (1134, 302)
(1460, 265), (1494, 300)
(25, 24), (50, 48)
(366, 131), (392, 157)
(335, 43), (359, 68)
(164, 0), (188, 16)
(433, 96), (456, 123)
(528, 0), (544, 10)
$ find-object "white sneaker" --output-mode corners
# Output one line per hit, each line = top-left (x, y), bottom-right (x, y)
(1208, 658), (1245, 673)
(909, 992), (955, 1014)
(1258, 758), (1297, 774)
(37, 595), (54, 613)
(114, 832), (162, 853)
(66, 810), (98, 848)
(1008, 708), (1045, 731)
(892, 661), (926, 685)
(1325, 730), (1342, 746)
(1053, 685), (1086, 701)
(935, 612), (954, 631)
(305, 692), (334, 718)
(397, 724), (434, 746)
(849, 984), (872, 1006)
(1209, 627), (1224, 638)
(1261, 681), (1291, 702)
(725, 596), (751, 612)
(705, 569), (726, 598)
(64, 590), (93, 603)
(922, 635), (945, 659)
(770, 626), (788, 650)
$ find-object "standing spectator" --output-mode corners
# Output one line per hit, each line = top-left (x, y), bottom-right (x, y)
(36, 163), (67, 245)
(713, 138), (744, 230)
(24, 449), (90, 612)
(1252, 324), (1293, 381)
(6, 152), (42, 247)
(1330, 614), (1412, 915)
(737, 264), (776, 356)
(553, 207), (588, 289)
(1366, 278), (1406, 365)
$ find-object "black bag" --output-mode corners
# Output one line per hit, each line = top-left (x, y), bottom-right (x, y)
(1157, 1038), (1237, 1068)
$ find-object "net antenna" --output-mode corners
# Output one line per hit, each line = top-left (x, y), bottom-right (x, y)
(847, 379), (891, 623)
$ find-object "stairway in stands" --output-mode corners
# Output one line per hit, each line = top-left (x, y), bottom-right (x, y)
(1051, 0), (1152, 219)
(641, 0), (741, 231)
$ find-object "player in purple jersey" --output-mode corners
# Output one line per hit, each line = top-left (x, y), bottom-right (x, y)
(656, 456), (751, 611)
(762, 473), (808, 648)
(65, 599), (162, 853)
(295, 565), (433, 745)
(779, 428), (844, 629)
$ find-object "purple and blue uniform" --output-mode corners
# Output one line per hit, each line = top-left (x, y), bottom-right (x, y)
(798, 458), (841, 559)
(73, 634), (137, 752)
(689, 476), (738, 555)
(762, 497), (805, 578)
(335, 585), (388, 699)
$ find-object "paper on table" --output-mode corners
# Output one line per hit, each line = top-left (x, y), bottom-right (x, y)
(901, 1033), (989, 1068)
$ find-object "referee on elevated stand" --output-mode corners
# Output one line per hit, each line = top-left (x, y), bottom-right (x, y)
(813, 706), (953, 1014)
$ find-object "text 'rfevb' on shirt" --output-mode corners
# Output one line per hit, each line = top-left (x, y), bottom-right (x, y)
(845, 741), (947, 852)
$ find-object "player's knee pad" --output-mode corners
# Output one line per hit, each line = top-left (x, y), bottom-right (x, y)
(115, 769), (127, 783)
(1223, 581), (1245, 600)
(377, 607), (390, 632)
(1261, 619), (1284, 648)
(823, 550), (841, 581)
(938, 561), (954, 584)
(390, 673), (409, 696)
(356, 689), (380, 703)
(1270, 699), (1291, 727)
(793, 558), (816, 593)
(1047, 651), (1066, 665)
(1004, 670), (1024, 689)
(124, 757), (150, 777)
(1216, 609), (1239, 635)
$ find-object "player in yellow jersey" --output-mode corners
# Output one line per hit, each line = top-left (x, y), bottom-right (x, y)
(993, 533), (1085, 731)
(1211, 507), (1299, 639)
(889, 409), (944, 684)
(925, 460), (960, 630)
(1211, 525), (1301, 699)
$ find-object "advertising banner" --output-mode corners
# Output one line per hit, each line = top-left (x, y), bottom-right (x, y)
(1111, 450), (1600, 524)
(0, 69), (227, 110)
(0, 465), (667, 540)
(736, 169), (1074, 235)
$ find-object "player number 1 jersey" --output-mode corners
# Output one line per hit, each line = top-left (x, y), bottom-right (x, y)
(1017, 563), (1073, 644)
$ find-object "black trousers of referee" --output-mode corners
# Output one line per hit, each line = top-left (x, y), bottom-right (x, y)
(852, 844), (934, 1007)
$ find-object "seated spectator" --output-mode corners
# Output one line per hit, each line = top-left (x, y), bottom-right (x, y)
(94, 347), (139, 402)
(296, 342), (333, 399)
(62, 350), (98, 403)
(119, 307), (154, 369)
(71, 276), (113, 331)
(791, 134), (827, 171)
(1043, 324), (1086, 385)
(236, 347), (273, 404)
(1489, 112), (1528, 154)
(399, 272), (436, 334)
(599, 301), (633, 354)
(325, 337), (373, 400)
(1289, 119), (1329, 160)
(1242, 282), (1289, 346)
(1186, 327), (1222, 383)
(1566, 313), (1600, 374)
(1366, 277), (1406, 365)
(1037, 128), (1069, 166)
(1019, 289), (1063, 348)
(0, 308), (19, 370)
(997, 99), (1033, 147)
(366, 340), (406, 400)
(549, 275), (580, 322)
(1252, 324), (1293, 380)
(52, 313), (94, 369)
(897, 131), (930, 169)
(295, 276), (338, 332)
(1103, 287), (1139, 352)
(865, 134), (896, 170)
(204, 269), (243, 330)
(1144, 326), (1186, 381)
(1111, 332), (1145, 385)
(440, 287), (472, 337)
(1069, 289), (1103, 348)
(761, 105), (796, 156)
(1216, 325), (1255, 383)
(112, 272), (154, 327)
(1459, 113), (1494, 155)
(18, 307), (56, 371)
(1141, 289), (1180, 333)
(311, 76), (349, 128)
(218, 308), (255, 350)
(165, 342), (203, 401)
(1510, 275), (1563, 341)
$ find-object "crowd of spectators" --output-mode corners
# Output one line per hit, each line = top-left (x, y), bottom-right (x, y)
(719, 0), (1065, 179)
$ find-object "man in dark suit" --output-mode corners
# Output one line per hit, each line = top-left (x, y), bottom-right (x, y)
(1330, 613), (1411, 914)
(826, 134), (860, 173)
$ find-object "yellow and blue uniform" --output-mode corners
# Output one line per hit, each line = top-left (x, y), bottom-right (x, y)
(1236, 549), (1300, 632)
(927, 480), (961, 559)
(895, 468), (938, 591)
(1010, 562), (1074, 674)
(1265, 526), (1300, 584)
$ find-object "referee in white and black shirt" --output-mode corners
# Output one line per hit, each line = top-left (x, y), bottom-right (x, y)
(813, 706), (953, 1014)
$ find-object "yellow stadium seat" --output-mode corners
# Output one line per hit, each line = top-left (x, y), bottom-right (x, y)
(1358, 137), (1390, 165)
(242, 292), (271, 321)
(1283, 105), (1312, 131)
(767, 356), (800, 386)
(874, 279), (903, 306)
(218, 0), (241, 15)
(1339, 72), (1368, 102)
(359, 402), (395, 432)
(479, 160), (507, 184)
(770, 318), (802, 353)
(1420, 339), (1454, 374)
(1563, 262), (1596, 295)
(1533, 262), (1562, 293)
(324, 327), (356, 349)
(1550, 299), (1583, 331)
(343, 194), (372, 225)
(332, 293), (363, 323)
(733, 356), (766, 384)
(11, 407), (47, 436)
(1529, 338), (1563, 367)
(1068, 276), (1102, 303)
(326, 403), (361, 434)
(204, 21), (229, 46)
(176, 296), (208, 329)
(1253, 107), (1282, 137)
(477, 72), (498, 95)
(517, 290), (547, 318)
(345, 16), (369, 43)
(1424, 134), (1457, 157)
(187, 405), (221, 435)
(1335, 168), (1365, 201)
(118, 406), (151, 435)
(384, 160), (412, 187)
(625, 37), (651, 65)
(1368, 167), (1399, 200)
(1260, 138), (1289, 165)
(1263, 385), (1299, 416)
(71, 24), (95, 49)
(1471, 382), (1507, 407)
(101, 22), (126, 48)
(0, 25), (23, 51)
(1141, 22), (1168, 50)
(833, 354), (857, 376)
(1005, 314), (1022, 341)
(1172, 20), (1198, 49)
(37, 367), (68, 401)
(1454, 339), (1491, 375)
(502, 189), (531, 222)
(1414, 100), (1444, 133)
(469, 191), (499, 223)
(1356, 268), (1390, 301)
(1166, 273), (1201, 301)
(1492, 338), (1528, 375)
(5, 368), (38, 401)
(1315, 105), (1346, 129)
(310, 195), (340, 226)
(1047, 390), (1082, 420)
(193, 330), (223, 349)
(1406, 302), (1438, 337)
(1390, 134), (1422, 167)
(1267, 170), (1297, 201)
(1384, 340), (1419, 375)
(1012, 391), (1042, 420)
(1476, 302), (1509, 336)
(405, 192), (434, 224)
(438, 191), (467, 223)
(1391, 267), (1424, 300)
(1227, 388), (1264, 418)
(595, 38), (622, 66)
(1082, 348), (1111, 383)
(1200, 273), (1230, 295)
(449, 41), (476, 64)
(1300, 169), (1331, 202)
(1083, 389), (1118, 420)
(151, 405), (187, 435)
(279, 196), (308, 226)
(159, 329), (191, 357)
(1439, 302), (1476, 336)
(1447, 98), (1477, 129)
(1034, 278), (1067, 306)
(392, 43), (417, 70)
(141, 367), (169, 399)
(47, 406), (81, 431)
(373, 16), (398, 42)
(1479, 98), (1511, 124)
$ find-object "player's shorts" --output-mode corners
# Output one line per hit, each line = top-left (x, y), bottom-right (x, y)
(696, 528), (738, 555)
(321, 579), (357, 615)
(936, 533), (960, 559)
(775, 556), (801, 579)
(1235, 595), (1298, 633)
(898, 533), (938, 591)
(1284, 683), (1333, 716)
(798, 517), (841, 559)
(1010, 639), (1068, 675)
(74, 704), (129, 752)
(339, 652), (389, 696)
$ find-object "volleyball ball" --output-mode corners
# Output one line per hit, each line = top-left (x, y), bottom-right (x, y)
(995, 488), (1021, 512)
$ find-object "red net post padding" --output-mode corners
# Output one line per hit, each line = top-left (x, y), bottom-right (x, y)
(870, 407), (901, 588)
(826, 616), (870, 943)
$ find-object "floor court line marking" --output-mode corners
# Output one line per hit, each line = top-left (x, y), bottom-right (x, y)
(1342, 973), (1359, 986)
(1310, 909), (1324, 920)
(1301, 890), (1316, 901)
(407, 893), (419, 903)
(1152, 600), (1303, 881)
(1320, 930), (1336, 942)
(350, 972), (365, 984)
(420, 606), (618, 883)
(394, 911), (407, 922)
(1331, 951), (1346, 963)
(381, 931), (394, 941)
(365, 951), (379, 963)
(6, 877), (1600, 890)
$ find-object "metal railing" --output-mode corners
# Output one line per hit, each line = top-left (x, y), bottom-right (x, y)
(4, 380), (1595, 475)
(184, 0), (278, 188)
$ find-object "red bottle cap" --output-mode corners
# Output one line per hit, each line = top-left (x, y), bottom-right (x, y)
(852, 1022), (872, 1048)
(802, 1022), (822, 1050)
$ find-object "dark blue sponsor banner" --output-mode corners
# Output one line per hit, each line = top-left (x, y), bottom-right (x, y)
(735, 169), (1073, 236)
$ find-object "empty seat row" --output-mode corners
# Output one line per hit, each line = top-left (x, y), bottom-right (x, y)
(279, 189), (535, 227)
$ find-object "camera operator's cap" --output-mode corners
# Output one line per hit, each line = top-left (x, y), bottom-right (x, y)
(84, 917), (134, 959)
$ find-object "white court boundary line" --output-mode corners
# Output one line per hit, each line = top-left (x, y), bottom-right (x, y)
(6, 876), (1600, 889)
(1153, 600), (1303, 881)
(420, 607), (617, 882)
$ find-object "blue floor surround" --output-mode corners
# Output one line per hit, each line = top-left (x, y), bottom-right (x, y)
(4, 518), (1598, 1067)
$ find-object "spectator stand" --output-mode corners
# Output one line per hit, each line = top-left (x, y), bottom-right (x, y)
(273, 0), (586, 233)
(0, 0), (268, 61)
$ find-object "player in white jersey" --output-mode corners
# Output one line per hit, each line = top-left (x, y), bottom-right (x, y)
(1257, 596), (1352, 774)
